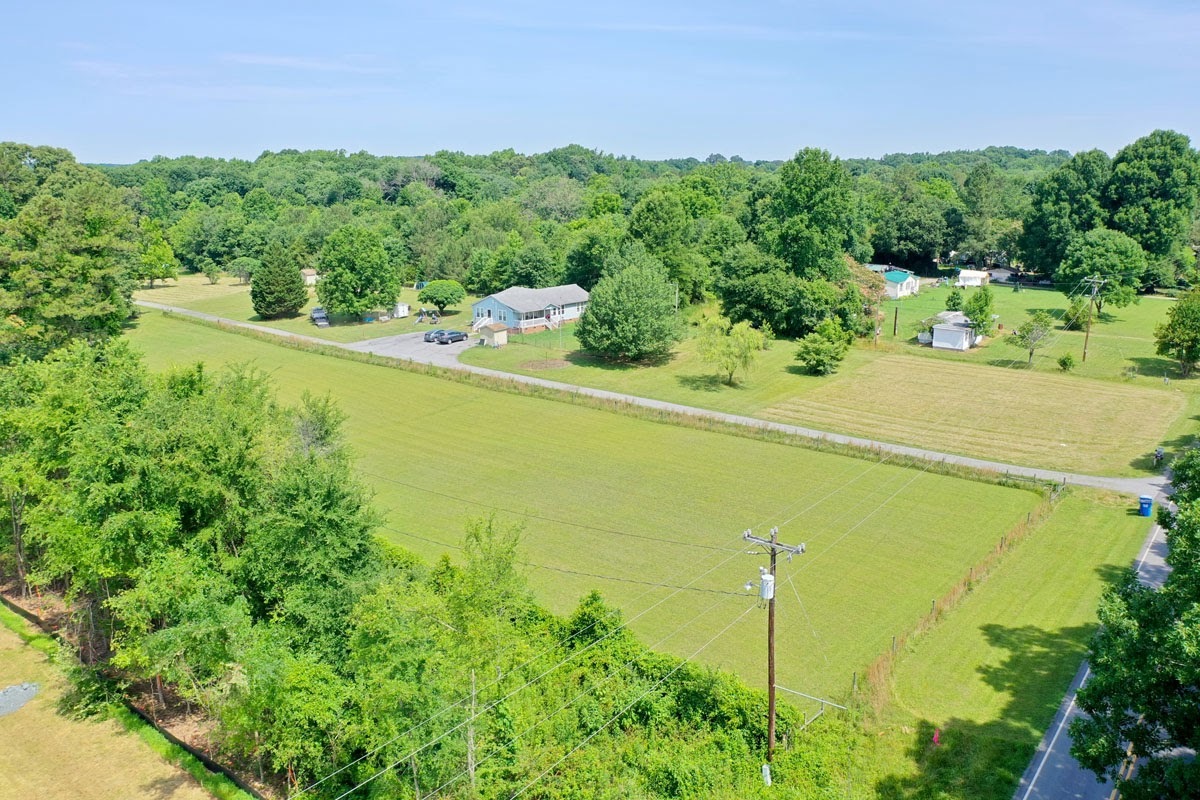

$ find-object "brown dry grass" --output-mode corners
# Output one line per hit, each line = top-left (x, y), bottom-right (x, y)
(0, 624), (213, 800)
(761, 355), (1184, 474)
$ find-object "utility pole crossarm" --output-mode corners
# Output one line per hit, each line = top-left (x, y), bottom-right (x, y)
(743, 530), (805, 555)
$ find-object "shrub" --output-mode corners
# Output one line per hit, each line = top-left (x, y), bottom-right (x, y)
(1058, 353), (1077, 372)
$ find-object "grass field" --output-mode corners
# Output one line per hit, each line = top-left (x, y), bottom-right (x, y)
(460, 299), (1189, 476)
(863, 489), (1149, 798)
(882, 282), (1176, 382)
(134, 273), (480, 344)
(140, 276), (1198, 476)
(127, 311), (1050, 701)
(0, 607), (214, 800)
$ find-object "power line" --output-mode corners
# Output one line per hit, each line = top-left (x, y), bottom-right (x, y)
(508, 603), (759, 799)
(296, 524), (758, 800)
(360, 468), (742, 553)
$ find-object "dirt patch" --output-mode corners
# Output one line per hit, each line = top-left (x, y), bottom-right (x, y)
(520, 359), (570, 370)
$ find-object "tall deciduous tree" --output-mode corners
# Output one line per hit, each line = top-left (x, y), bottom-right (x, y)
(136, 219), (180, 288)
(575, 262), (681, 361)
(1105, 130), (1200, 263)
(250, 241), (307, 319)
(316, 225), (398, 318)
(1055, 228), (1146, 312)
(1020, 150), (1111, 275)
(1155, 289), (1200, 377)
(767, 148), (859, 281)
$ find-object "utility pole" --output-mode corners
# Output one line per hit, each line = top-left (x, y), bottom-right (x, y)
(1081, 275), (1105, 363)
(744, 527), (805, 774)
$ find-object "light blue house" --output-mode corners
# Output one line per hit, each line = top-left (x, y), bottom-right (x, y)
(884, 269), (919, 299)
(472, 284), (589, 332)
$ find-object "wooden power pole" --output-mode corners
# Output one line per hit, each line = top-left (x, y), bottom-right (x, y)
(744, 527), (805, 775)
(1081, 275), (1105, 363)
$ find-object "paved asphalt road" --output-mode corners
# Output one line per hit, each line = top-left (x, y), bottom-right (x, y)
(1012, 523), (1169, 800)
(138, 300), (1174, 799)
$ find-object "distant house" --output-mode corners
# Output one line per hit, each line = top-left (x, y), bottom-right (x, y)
(884, 269), (920, 299)
(301, 268), (319, 287)
(472, 284), (590, 332)
(956, 269), (989, 287)
(931, 310), (980, 351)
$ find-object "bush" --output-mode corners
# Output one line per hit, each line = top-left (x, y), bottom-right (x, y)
(1063, 295), (1090, 331)
(1058, 353), (1077, 372)
(795, 319), (851, 375)
(945, 288), (964, 311)
(418, 279), (466, 314)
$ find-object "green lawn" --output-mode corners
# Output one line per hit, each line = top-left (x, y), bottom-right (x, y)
(881, 283), (1176, 383)
(127, 311), (1048, 701)
(864, 489), (1149, 798)
(134, 273), (480, 344)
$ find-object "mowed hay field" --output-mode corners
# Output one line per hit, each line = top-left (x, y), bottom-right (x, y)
(128, 312), (1086, 704)
(761, 354), (1183, 475)
(0, 611), (212, 800)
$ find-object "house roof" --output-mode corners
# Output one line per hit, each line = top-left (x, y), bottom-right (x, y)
(884, 270), (914, 284)
(933, 310), (973, 332)
(481, 284), (589, 313)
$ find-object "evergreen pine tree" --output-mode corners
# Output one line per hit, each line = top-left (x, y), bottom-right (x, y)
(251, 241), (308, 319)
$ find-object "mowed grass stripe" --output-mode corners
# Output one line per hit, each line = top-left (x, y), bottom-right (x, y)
(870, 489), (1148, 798)
(761, 355), (1181, 475)
(128, 313), (1041, 698)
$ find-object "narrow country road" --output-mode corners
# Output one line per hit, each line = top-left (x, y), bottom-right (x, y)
(136, 300), (1169, 500)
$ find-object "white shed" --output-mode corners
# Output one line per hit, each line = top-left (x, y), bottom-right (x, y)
(931, 311), (979, 351)
(301, 268), (319, 287)
(956, 269), (989, 287)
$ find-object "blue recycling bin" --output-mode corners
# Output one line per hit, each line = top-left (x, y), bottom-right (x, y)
(1138, 496), (1154, 517)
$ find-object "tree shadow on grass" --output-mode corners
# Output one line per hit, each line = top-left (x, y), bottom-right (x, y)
(1126, 356), (1182, 381)
(875, 622), (1101, 800)
(676, 374), (735, 392)
(1127, 425), (1200, 472)
(563, 350), (675, 370)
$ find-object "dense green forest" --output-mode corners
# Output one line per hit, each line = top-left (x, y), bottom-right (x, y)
(2, 134), (1198, 797)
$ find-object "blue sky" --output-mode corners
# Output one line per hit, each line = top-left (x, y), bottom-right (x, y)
(3, 0), (1197, 164)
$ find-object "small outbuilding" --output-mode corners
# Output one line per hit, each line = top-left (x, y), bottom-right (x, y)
(956, 269), (989, 287)
(884, 269), (920, 299)
(931, 310), (980, 351)
(301, 268), (319, 287)
(472, 284), (590, 332)
(478, 322), (509, 348)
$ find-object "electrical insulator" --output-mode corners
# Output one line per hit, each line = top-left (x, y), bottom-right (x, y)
(759, 572), (775, 601)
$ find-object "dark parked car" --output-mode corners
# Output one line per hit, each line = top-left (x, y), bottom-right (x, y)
(435, 330), (468, 344)
(423, 328), (447, 342)
(310, 307), (329, 328)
